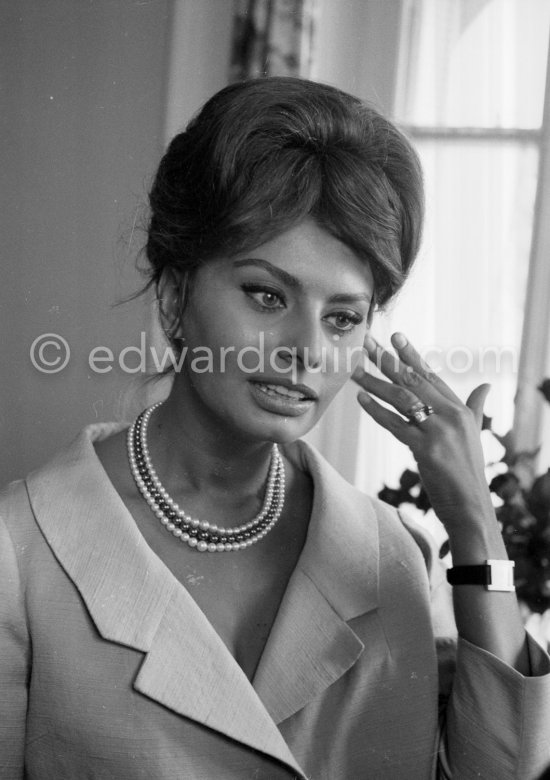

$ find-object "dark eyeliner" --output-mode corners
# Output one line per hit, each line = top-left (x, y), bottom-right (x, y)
(240, 282), (285, 309)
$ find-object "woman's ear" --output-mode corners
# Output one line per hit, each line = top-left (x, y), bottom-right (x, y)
(156, 268), (188, 346)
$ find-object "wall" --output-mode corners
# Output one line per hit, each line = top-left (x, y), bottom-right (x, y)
(0, 0), (171, 483)
(163, 0), (235, 141)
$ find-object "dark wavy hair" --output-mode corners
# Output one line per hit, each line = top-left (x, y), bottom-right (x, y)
(146, 77), (424, 344)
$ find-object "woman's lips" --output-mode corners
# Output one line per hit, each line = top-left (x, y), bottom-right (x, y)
(249, 380), (317, 416)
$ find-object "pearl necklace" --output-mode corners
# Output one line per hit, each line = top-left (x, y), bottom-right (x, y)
(127, 404), (286, 552)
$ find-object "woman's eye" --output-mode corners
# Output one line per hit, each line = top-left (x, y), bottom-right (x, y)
(242, 285), (285, 311)
(325, 311), (364, 334)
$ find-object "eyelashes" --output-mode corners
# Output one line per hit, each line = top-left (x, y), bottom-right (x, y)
(240, 283), (366, 336)
(241, 283), (285, 311)
(325, 311), (364, 333)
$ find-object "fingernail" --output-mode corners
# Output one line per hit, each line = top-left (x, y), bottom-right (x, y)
(392, 332), (407, 349)
(358, 391), (371, 404)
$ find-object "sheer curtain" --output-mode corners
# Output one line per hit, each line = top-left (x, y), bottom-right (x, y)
(349, 0), (550, 499)
(514, 38), (550, 469)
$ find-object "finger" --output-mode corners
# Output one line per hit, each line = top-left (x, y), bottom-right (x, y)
(357, 391), (415, 445)
(466, 383), (491, 428)
(362, 334), (402, 382)
(390, 332), (461, 404)
(362, 333), (445, 409)
(353, 367), (426, 418)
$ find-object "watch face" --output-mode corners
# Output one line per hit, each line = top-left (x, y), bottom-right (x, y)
(486, 560), (516, 592)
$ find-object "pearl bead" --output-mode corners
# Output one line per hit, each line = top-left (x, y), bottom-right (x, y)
(128, 406), (285, 553)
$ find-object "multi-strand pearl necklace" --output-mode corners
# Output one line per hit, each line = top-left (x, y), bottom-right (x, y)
(127, 404), (286, 552)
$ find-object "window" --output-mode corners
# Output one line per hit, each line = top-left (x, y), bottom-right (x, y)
(355, 0), (550, 497)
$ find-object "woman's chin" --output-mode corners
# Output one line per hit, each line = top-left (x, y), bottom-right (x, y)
(253, 411), (321, 445)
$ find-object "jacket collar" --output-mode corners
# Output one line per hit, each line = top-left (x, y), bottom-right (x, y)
(26, 423), (380, 772)
(252, 438), (379, 722)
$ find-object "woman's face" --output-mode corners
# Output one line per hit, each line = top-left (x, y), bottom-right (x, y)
(174, 218), (375, 444)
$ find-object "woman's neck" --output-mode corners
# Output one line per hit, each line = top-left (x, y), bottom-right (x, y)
(147, 391), (275, 497)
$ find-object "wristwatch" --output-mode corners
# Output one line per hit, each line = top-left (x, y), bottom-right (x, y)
(446, 560), (515, 592)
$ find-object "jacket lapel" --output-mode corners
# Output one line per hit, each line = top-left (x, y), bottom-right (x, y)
(253, 440), (380, 724)
(27, 426), (380, 770)
(26, 424), (307, 778)
(132, 583), (307, 773)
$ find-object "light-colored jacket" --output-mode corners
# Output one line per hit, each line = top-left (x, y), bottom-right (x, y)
(1, 424), (549, 779)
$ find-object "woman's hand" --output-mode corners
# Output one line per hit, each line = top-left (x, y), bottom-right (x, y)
(353, 332), (532, 674)
(352, 331), (494, 533)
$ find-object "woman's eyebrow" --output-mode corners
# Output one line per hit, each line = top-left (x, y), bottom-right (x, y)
(233, 258), (372, 305)
(328, 292), (372, 305)
(233, 258), (300, 288)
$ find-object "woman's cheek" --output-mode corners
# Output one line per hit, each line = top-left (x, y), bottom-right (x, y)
(233, 328), (276, 374)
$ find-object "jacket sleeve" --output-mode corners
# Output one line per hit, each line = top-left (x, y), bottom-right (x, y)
(400, 512), (550, 779)
(439, 635), (550, 779)
(0, 511), (30, 779)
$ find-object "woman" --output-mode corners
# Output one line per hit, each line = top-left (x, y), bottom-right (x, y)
(1, 77), (549, 779)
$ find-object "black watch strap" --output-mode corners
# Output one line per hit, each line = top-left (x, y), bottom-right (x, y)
(446, 560), (515, 591)
(447, 565), (488, 586)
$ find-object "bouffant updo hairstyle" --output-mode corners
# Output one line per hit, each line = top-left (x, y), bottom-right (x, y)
(146, 77), (424, 345)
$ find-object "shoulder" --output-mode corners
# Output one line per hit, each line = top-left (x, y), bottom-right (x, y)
(289, 440), (458, 644)
(291, 438), (434, 580)
(304, 439), (429, 535)
(0, 421), (128, 549)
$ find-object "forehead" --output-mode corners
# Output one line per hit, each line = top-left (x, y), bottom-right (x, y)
(231, 219), (374, 293)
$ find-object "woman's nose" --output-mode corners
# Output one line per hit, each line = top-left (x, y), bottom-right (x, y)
(278, 311), (326, 371)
